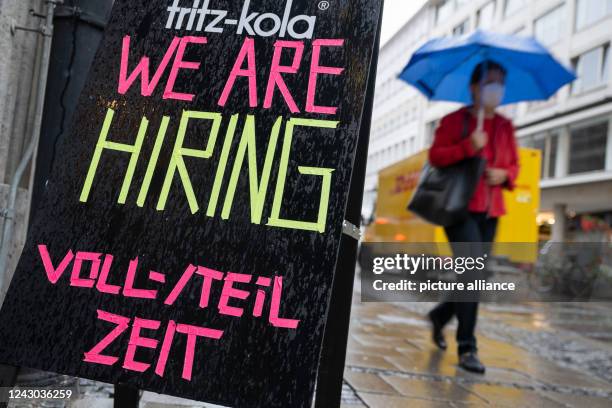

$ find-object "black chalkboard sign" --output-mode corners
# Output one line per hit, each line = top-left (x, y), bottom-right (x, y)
(0, 1), (382, 406)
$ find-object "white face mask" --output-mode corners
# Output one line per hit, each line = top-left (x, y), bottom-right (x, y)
(481, 83), (505, 108)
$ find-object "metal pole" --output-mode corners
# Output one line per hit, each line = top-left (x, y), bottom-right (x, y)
(29, 0), (113, 221)
(114, 383), (140, 408)
(313, 3), (383, 406)
(0, 0), (60, 293)
(0, 365), (19, 408)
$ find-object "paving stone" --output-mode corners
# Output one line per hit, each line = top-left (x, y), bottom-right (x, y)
(462, 383), (564, 407)
(352, 333), (409, 348)
(139, 391), (224, 407)
(540, 391), (612, 408)
(513, 359), (612, 390)
(386, 351), (459, 377)
(453, 366), (536, 387)
(345, 352), (397, 370)
(381, 375), (484, 405)
(69, 398), (114, 408)
(340, 381), (365, 406)
(344, 370), (397, 394)
(347, 343), (413, 358)
(357, 392), (454, 408)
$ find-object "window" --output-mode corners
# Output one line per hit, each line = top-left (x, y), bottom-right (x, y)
(453, 19), (469, 36)
(531, 136), (547, 178)
(436, 0), (454, 24)
(477, 1), (496, 29)
(436, 0), (471, 24)
(572, 45), (610, 94)
(535, 6), (565, 46)
(575, 0), (612, 31)
(548, 135), (558, 178)
(569, 121), (609, 174)
(504, 0), (525, 17)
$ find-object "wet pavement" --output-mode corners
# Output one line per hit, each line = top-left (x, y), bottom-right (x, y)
(341, 295), (612, 408)
(7, 287), (612, 407)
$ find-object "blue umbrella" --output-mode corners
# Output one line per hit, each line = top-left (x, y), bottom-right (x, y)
(398, 30), (576, 106)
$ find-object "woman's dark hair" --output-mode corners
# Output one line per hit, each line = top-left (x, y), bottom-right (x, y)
(470, 60), (507, 84)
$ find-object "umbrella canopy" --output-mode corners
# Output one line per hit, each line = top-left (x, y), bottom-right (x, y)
(398, 30), (576, 105)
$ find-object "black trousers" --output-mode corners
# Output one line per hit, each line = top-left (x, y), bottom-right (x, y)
(429, 212), (498, 355)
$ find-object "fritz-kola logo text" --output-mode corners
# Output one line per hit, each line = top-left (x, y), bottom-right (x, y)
(166, 0), (318, 39)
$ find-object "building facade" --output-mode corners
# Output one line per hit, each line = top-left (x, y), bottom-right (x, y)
(366, 0), (612, 240)
(0, 0), (45, 297)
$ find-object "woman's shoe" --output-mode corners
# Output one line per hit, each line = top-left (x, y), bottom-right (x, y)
(459, 352), (485, 374)
(427, 312), (447, 350)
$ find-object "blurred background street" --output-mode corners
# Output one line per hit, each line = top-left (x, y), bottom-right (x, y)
(364, 0), (612, 241)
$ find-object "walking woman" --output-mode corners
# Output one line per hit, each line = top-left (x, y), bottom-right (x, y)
(426, 61), (519, 374)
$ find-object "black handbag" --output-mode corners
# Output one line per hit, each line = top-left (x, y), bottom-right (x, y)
(408, 112), (486, 227)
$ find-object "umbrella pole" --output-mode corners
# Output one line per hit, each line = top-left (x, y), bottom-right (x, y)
(477, 107), (485, 131)
(477, 59), (488, 132)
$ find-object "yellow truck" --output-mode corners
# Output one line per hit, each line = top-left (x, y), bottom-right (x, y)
(362, 148), (541, 263)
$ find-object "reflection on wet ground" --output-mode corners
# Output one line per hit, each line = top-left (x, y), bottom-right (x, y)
(341, 292), (612, 408)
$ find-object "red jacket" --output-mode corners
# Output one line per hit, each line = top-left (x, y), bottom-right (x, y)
(428, 107), (519, 218)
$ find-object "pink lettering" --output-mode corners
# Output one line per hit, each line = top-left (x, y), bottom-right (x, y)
(163, 36), (207, 101)
(83, 309), (130, 366)
(218, 272), (252, 317)
(118, 35), (181, 96)
(269, 276), (299, 329)
(306, 39), (345, 115)
(253, 276), (271, 317)
(96, 255), (121, 294)
(263, 40), (304, 113)
(154, 320), (177, 378)
(176, 324), (223, 381)
(218, 37), (258, 107)
(123, 257), (157, 299)
(196, 266), (224, 309)
(70, 252), (102, 288)
(123, 317), (160, 372)
(164, 264), (197, 306)
(38, 245), (73, 284)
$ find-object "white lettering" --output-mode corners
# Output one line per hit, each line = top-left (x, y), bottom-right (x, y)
(165, 0), (317, 39)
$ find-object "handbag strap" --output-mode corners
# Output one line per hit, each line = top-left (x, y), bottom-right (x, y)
(461, 110), (470, 139)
